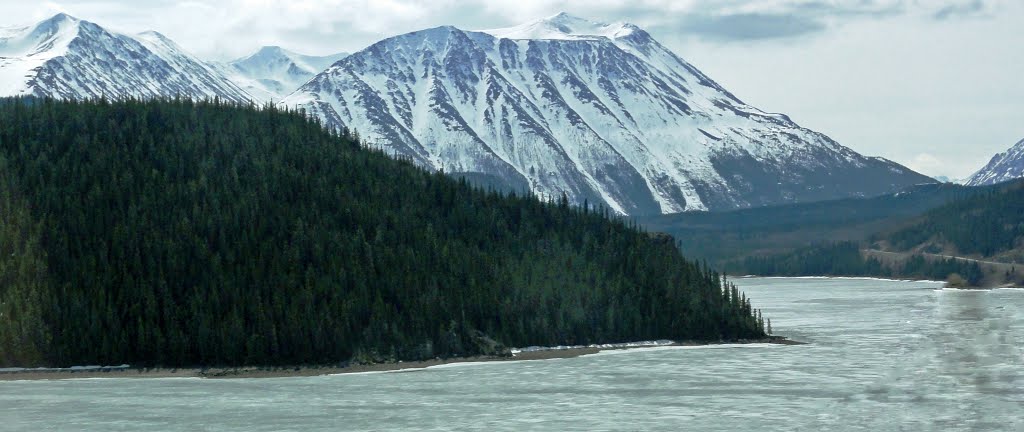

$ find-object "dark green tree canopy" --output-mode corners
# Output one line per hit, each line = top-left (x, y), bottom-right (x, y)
(0, 97), (764, 367)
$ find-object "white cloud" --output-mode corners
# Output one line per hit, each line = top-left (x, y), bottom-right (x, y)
(906, 153), (948, 178)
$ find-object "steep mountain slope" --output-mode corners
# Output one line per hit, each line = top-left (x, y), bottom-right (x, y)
(0, 13), (250, 102)
(281, 13), (932, 214)
(225, 46), (347, 101)
(966, 138), (1024, 186)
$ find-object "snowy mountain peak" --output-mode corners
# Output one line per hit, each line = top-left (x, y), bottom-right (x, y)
(46, 12), (76, 22)
(34, 12), (80, 30)
(482, 12), (638, 41)
(235, 46), (306, 65)
(136, 30), (174, 44)
(232, 45), (330, 71)
(966, 138), (1024, 186)
(0, 14), (252, 102)
(283, 15), (931, 214)
(1, 13), (79, 54)
(255, 45), (288, 55)
(1, 14), (84, 95)
(225, 46), (347, 102)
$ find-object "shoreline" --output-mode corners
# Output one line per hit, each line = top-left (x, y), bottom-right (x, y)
(733, 275), (947, 284)
(735, 275), (1024, 290)
(0, 337), (802, 382)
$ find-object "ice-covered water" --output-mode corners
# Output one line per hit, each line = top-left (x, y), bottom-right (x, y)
(2, 278), (1022, 431)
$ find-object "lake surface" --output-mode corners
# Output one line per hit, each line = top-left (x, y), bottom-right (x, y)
(2, 278), (1022, 431)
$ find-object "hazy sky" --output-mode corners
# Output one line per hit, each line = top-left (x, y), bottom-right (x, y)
(2, 0), (1021, 178)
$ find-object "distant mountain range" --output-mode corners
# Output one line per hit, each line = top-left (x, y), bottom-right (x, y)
(0, 13), (343, 103)
(223, 46), (347, 101)
(966, 137), (1024, 186)
(1, 13), (933, 214)
(0, 13), (250, 102)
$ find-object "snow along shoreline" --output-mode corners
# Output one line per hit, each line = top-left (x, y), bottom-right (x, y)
(0, 337), (801, 381)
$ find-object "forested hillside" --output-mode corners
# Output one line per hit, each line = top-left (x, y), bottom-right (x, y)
(637, 182), (978, 266)
(725, 181), (1024, 286)
(732, 242), (990, 287)
(0, 98), (765, 368)
(879, 180), (1024, 261)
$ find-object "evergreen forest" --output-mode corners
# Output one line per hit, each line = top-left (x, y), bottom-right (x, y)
(0, 98), (765, 367)
(636, 182), (987, 267)
(732, 242), (986, 286)
(878, 180), (1024, 260)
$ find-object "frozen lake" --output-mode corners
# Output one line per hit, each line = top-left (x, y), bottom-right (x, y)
(2, 278), (1022, 431)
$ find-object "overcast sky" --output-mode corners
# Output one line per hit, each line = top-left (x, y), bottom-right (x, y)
(2, 0), (1021, 178)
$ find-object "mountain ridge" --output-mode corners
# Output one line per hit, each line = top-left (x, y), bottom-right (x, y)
(281, 13), (933, 214)
(966, 137), (1024, 186)
(225, 46), (348, 101)
(0, 13), (251, 102)
(1, 13), (933, 214)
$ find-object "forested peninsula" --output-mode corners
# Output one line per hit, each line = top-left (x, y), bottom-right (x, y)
(0, 98), (766, 368)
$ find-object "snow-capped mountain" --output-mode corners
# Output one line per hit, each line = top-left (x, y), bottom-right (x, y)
(966, 138), (1024, 186)
(225, 46), (347, 101)
(0, 13), (250, 102)
(281, 13), (932, 214)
